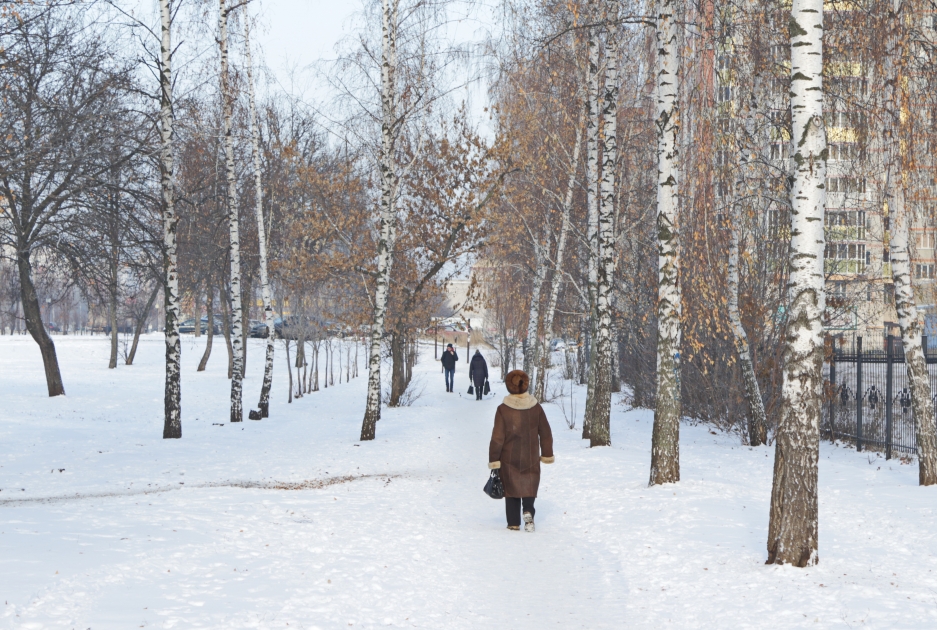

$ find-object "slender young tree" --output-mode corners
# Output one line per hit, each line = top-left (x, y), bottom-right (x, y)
(244, 16), (276, 418)
(589, 0), (619, 447)
(649, 0), (682, 484)
(881, 0), (937, 485)
(727, 205), (767, 446)
(361, 0), (400, 441)
(160, 0), (182, 438)
(888, 171), (937, 485)
(536, 118), (583, 401)
(218, 0), (244, 423)
(766, 0), (827, 567)
(582, 10), (601, 440)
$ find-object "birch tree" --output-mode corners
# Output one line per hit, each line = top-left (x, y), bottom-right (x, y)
(588, 0), (619, 448)
(218, 0), (245, 423)
(244, 16), (276, 419)
(766, 0), (826, 567)
(649, 0), (682, 483)
(582, 12), (601, 440)
(727, 205), (768, 446)
(159, 0), (181, 438)
(535, 119), (583, 402)
(360, 0), (400, 441)
(881, 0), (937, 486)
(888, 173), (937, 485)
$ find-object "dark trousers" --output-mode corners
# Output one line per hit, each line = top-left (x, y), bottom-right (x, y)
(474, 380), (484, 399)
(444, 368), (454, 391)
(505, 497), (536, 527)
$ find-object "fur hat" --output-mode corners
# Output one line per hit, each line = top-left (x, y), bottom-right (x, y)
(505, 370), (529, 395)
(447, 343), (453, 348)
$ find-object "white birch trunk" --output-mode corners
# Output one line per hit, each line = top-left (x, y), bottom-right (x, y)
(727, 207), (768, 446)
(649, 0), (682, 483)
(218, 0), (244, 423)
(766, 0), (826, 567)
(884, 0), (937, 485)
(159, 0), (181, 439)
(589, 3), (618, 447)
(524, 237), (546, 378)
(535, 120), (583, 402)
(244, 18), (275, 419)
(360, 0), (399, 441)
(889, 175), (937, 484)
(582, 14), (601, 440)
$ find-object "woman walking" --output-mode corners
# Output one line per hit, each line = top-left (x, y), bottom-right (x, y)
(488, 370), (554, 531)
(469, 349), (488, 400)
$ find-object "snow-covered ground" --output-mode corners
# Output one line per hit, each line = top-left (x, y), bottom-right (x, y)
(1, 334), (936, 629)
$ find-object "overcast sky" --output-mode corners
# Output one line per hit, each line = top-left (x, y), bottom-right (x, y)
(252, 0), (357, 78)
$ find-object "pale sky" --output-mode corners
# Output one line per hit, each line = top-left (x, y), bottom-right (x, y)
(252, 0), (358, 77)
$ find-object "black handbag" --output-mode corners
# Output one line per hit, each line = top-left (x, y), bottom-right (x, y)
(468, 384), (474, 395)
(483, 379), (490, 395)
(483, 469), (504, 499)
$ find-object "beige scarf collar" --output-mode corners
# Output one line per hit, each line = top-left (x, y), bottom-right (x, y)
(502, 392), (538, 410)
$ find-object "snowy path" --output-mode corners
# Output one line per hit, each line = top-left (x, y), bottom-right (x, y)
(1, 335), (936, 628)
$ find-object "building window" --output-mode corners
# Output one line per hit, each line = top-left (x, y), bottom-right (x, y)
(916, 232), (936, 250)
(885, 283), (895, 304)
(770, 142), (791, 160)
(825, 243), (866, 273)
(829, 143), (861, 161)
(915, 263), (935, 280)
(826, 210), (866, 240)
(717, 55), (730, 70)
(716, 150), (731, 166)
(827, 177), (867, 194)
(716, 86), (733, 103)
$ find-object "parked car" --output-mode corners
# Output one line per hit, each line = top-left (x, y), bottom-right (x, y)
(551, 338), (567, 352)
(178, 316), (222, 335)
(249, 320), (270, 338)
(46, 322), (61, 333)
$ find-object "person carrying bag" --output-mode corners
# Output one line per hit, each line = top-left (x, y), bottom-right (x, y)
(487, 370), (554, 532)
(469, 349), (488, 401)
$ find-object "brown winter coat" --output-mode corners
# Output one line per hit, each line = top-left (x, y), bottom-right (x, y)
(488, 393), (554, 498)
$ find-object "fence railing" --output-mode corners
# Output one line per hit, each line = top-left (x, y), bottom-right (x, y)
(824, 334), (935, 459)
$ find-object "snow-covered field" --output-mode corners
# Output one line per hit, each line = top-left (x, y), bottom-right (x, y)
(1, 334), (936, 629)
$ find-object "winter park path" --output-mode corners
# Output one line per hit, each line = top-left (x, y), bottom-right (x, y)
(1, 335), (936, 628)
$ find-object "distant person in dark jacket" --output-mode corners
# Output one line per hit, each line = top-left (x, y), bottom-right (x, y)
(469, 350), (488, 400)
(441, 343), (459, 392)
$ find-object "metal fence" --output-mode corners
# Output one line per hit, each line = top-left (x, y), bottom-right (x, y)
(824, 335), (937, 459)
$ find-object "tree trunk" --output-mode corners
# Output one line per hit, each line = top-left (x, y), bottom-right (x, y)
(127, 282), (160, 366)
(159, 0), (181, 438)
(219, 0), (244, 423)
(589, 4), (618, 448)
(582, 15), (601, 440)
(536, 121), (582, 403)
(389, 331), (406, 406)
(193, 286), (201, 338)
(649, 0), (682, 484)
(361, 0), (400, 441)
(766, 0), (826, 567)
(16, 246), (65, 396)
(220, 284), (234, 379)
(523, 240), (547, 378)
(198, 285), (215, 372)
(889, 174), (937, 485)
(728, 208), (768, 446)
(107, 268), (119, 370)
(285, 339), (293, 403)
